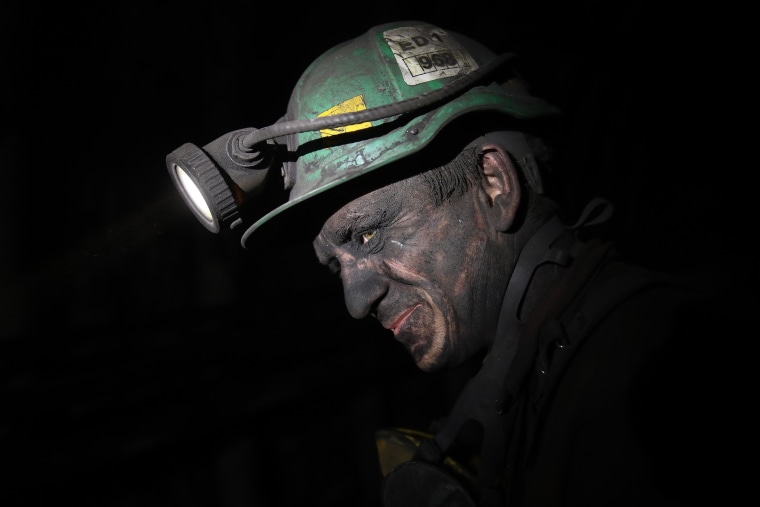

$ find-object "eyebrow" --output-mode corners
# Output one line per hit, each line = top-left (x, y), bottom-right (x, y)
(332, 210), (383, 243)
(328, 190), (403, 243)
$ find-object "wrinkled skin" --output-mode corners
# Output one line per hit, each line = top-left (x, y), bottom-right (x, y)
(313, 145), (523, 371)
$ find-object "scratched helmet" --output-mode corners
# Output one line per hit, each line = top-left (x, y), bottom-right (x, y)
(240, 20), (560, 245)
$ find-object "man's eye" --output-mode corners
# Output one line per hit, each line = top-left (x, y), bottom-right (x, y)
(361, 230), (377, 244)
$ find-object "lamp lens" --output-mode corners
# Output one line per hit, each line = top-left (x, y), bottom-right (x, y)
(175, 165), (213, 222)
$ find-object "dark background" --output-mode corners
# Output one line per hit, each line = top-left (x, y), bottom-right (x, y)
(0, 2), (748, 506)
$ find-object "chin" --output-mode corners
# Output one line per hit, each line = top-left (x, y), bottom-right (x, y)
(405, 327), (451, 372)
(411, 347), (448, 373)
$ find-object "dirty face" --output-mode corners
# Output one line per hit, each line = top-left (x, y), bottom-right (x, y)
(312, 171), (511, 372)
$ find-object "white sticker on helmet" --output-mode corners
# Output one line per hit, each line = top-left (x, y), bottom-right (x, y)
(383, 25), (479, 86)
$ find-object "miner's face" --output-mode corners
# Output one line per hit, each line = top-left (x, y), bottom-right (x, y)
(313, 170), (509, 372)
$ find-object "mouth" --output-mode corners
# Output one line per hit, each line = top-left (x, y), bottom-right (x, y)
(386, 304), (421, 336)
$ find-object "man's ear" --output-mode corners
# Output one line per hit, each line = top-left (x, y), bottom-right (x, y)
(479, 143), (521, 232)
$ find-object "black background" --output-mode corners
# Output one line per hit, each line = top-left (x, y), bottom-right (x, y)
(1, 2), (749, 506)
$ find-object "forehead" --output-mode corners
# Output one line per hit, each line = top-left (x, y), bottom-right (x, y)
(320, 172), (439, 237)
(323, 178), (409, 228)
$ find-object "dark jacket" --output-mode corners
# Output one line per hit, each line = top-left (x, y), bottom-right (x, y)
(504, 238), (744, 506)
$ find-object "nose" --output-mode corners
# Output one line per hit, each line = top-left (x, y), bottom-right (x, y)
(341, 263), (388, 320)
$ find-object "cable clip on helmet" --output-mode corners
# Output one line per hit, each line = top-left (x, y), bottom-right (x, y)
(165, 21), (560, 248)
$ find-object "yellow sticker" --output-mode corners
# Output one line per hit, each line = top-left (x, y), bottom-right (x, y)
(318, 95), (372, 138)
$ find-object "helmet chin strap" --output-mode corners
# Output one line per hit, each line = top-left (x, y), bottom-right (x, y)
(406, 198), (613, 505)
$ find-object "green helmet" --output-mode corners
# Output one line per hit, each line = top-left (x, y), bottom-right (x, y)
(241, 20), (560, 245)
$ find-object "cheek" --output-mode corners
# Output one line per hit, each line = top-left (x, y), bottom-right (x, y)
(434, 224), (489, 293)
(385, 204), (490, 288)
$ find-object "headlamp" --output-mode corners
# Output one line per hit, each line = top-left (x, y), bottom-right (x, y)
(165, 128), (277, 233)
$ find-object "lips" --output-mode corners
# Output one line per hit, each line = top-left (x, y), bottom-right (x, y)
(386, 304), (421, 336)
